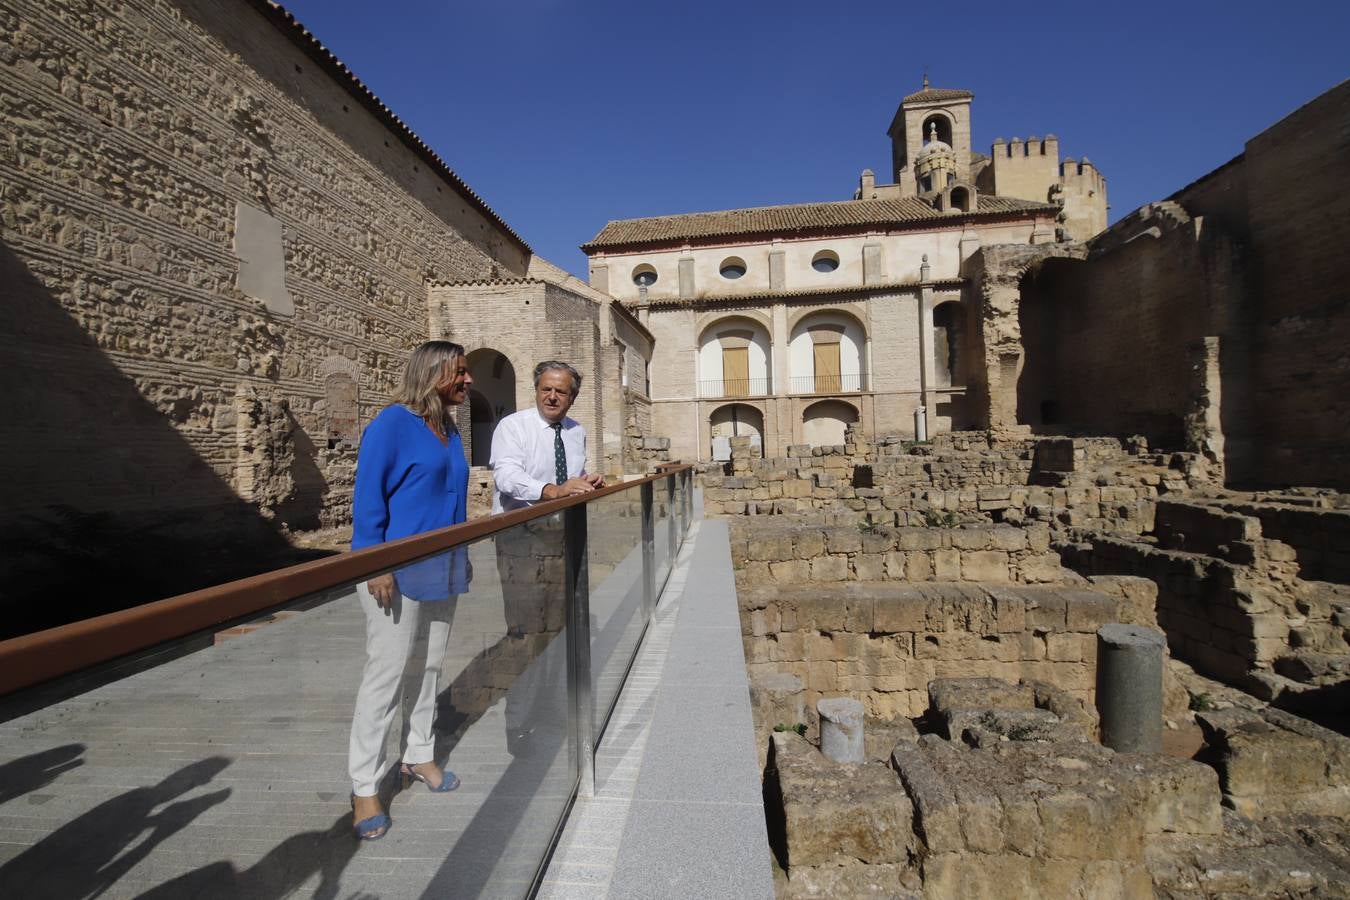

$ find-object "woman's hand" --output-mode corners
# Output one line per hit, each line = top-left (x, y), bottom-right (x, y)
(367, 574), (397, 610)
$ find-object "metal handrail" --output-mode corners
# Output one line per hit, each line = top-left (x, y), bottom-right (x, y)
(0, 465), (695, 698)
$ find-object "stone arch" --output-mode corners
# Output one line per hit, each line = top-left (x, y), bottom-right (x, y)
(921, 111), (955, 147)
(709, 402), (764, 459)
(789, 309), (868, 393)
(801, 399), (859, 448)
(698, 315), (772, 397)
(967, 244), (1087, 430)
(467, 347), (516, 465)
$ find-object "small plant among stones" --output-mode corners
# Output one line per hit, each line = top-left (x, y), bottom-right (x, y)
(773, 722), (807, 736)
(857, 514), (885, 534)
(1188, 692), (1215, 712)
(922, 509), (962, 528)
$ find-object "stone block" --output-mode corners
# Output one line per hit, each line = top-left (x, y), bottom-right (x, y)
(933, 548), (961, 581)
(990, 528), (1028, 551)
(810, 555), (849, 583)
(825, 529), (862, 554)
(795, 530), (826, 559)
(905, 552), (934, 582)
(1195, 707), (1350, 818)
(1064, 590), (1117, 631)
(771, 559), (810, 585)
(770, 732), (915, 868)
(1025, 593), (1068, 630)
(961, 551), (1010, 582)
(853, 553), (885, 581)
(1018, 553), (1065, 583)
(951, 528), (992, 550)
(898, 528), (943, 551)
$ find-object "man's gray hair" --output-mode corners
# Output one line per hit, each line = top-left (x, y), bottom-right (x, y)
(533, 360), (582, 397)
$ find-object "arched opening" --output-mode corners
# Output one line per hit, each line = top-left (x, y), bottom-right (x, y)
(467, 348), (516, 466)
(709, 403), (764, 460)
(922, 113), (953, 147)
(950, 186), (970, 212)
(789, 311), (867, 393)
(802, 399), (858, 448)
(933, 301), (963, 387)
(323, 372), (358, 449)
(699, 316), (772, 397)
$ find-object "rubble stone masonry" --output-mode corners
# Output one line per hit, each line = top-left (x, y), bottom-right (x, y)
(0, 0), (528, 631)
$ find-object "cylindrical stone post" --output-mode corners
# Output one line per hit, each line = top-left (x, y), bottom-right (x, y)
(1095, 623), (1166, 754)
(817, 697), (865, 764)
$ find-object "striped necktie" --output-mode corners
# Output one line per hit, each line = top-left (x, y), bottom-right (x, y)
(551, 422), (566, 484)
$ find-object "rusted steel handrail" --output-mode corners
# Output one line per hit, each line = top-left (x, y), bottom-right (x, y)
(0, 466), (693, 698)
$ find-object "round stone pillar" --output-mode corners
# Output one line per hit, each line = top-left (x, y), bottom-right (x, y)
(1095, 623), (1166, 754)
(817, 697), (864, 764)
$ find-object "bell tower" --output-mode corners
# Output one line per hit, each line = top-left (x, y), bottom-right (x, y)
(887, 76), (974, 196)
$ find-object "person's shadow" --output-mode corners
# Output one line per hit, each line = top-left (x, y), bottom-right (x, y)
(134, 812), (364, 900)
(0, 743), (85, 805)
(0, 756), (232, 898)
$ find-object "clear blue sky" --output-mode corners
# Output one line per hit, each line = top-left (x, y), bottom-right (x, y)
(277, 0), (1349, 278)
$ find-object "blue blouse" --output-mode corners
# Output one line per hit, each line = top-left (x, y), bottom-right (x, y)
(352, 405), (470, 600)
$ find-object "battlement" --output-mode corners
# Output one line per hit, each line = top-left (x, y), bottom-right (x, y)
(992, 134), (1059, 158)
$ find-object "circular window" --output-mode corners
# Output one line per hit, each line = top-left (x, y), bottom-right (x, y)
(812, 250), (840, 273)
(719, 257), (747, 280)
(632, 264), (657, 287)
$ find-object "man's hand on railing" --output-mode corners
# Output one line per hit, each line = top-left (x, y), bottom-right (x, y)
(367, 573), (397, 611)
(541, 475), (603, 500)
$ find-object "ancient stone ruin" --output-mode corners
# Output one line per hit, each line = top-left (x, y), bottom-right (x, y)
(722, 428), (1350, 897)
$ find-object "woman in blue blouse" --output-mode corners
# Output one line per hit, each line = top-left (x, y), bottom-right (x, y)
(349, 340), (472, 841)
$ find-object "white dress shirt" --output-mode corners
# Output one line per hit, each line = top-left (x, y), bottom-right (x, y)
(489, 408), (588, 513)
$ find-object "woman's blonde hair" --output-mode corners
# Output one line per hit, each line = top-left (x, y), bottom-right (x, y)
(392, 340), (466, 438)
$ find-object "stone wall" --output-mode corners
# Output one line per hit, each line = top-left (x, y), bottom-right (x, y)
(1015, 208), (1247, 461)
(1241, 80), (1350, 489)
(739, 576), (1163, 727)
(1209, 499), (1350, 585)
(0, 0), (529, 632)
(990, 80), (1350, 490)
(704, 431), (1178, 536)
(1062, 499), (1350, 719)
(730, 521), (1064, 588)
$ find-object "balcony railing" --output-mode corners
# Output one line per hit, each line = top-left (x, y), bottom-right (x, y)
(790, 372), (868, 394)
(699, 377), (772, 398)
(0, 467), (695, 899)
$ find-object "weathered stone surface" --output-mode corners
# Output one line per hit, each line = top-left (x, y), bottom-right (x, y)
(1195, 707), (1350, 819)
(769, 732), (915, 868)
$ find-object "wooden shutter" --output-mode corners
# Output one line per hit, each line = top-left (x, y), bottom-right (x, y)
(722, 346), (750, 397)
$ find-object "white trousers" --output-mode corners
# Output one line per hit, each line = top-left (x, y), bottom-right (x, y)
(348, 582), (455, 796)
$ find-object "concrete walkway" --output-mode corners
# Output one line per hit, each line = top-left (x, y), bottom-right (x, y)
(539, 519), (774, 899)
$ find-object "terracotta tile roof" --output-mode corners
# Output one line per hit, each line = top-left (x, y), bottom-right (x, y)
(903, 87), (974, 104)
(583, 196), (1055, 251)
(254, 1), (530, 255)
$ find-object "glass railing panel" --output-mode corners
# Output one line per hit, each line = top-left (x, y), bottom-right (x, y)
(653, 480), (674, 595)
(585, 488), (647, 733)
(0, 517), (575, 900)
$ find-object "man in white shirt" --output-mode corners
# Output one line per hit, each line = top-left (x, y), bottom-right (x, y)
(489, 360), (603, 756)
(490, 360), (604, 512)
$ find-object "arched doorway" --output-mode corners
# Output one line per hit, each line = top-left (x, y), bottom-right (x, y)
(709, 403), (764, 460)
(467, 348), (515, 466)
(802, 399), (858, 447)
